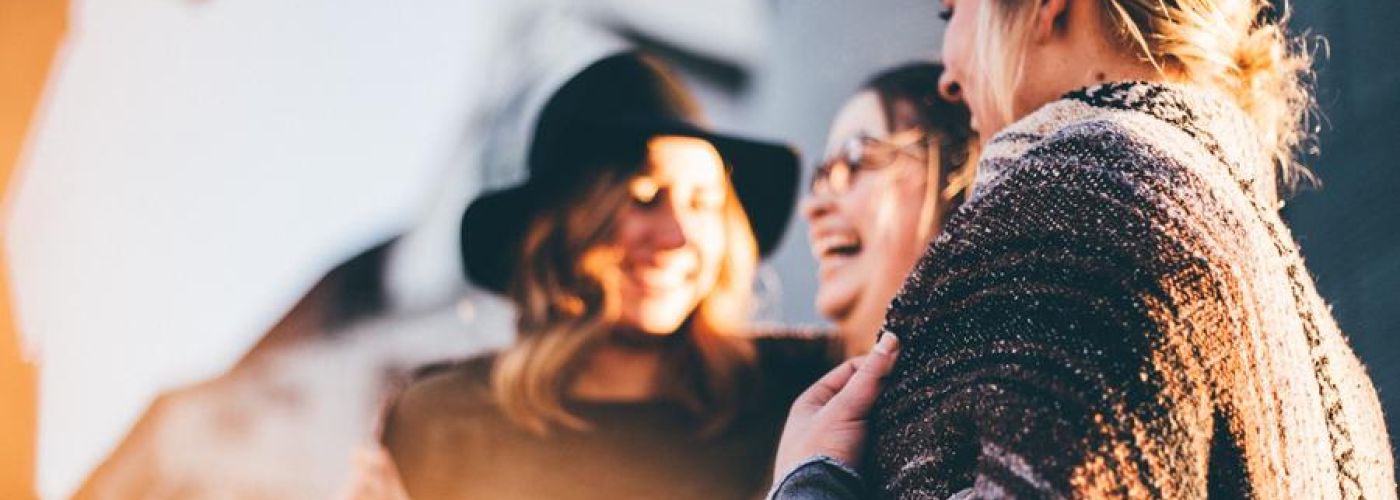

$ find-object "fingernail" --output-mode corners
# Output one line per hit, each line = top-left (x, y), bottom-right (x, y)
(873, 331), (899, 355)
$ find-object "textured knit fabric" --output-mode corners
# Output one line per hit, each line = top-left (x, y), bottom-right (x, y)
(872, 82), (1395, 499)
(383, 334), (840, 500)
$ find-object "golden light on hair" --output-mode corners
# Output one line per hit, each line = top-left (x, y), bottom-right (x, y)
(980, 0), (1317, 192)
(978, 0), (1041, 125)
(492, 165), (758, 437)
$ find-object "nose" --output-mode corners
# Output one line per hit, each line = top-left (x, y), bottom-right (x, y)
(801, 190), (836, 223)
(938, 72), (963, 103)
(649, 201), (689, 251)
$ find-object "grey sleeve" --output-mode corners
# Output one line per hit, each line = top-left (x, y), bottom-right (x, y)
(768, 455), (866, 500)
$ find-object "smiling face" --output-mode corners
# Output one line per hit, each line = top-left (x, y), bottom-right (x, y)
(611, 135), (731, 336)
(803, 91), (943, 354)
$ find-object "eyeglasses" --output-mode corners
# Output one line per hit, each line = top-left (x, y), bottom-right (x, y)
(810, 129), (930, 196)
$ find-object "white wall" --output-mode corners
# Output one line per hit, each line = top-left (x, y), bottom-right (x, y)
(7, 1), (492, 496)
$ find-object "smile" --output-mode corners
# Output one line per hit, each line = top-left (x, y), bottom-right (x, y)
(628, 265), (694, 293)
(812, 233), (862, 259)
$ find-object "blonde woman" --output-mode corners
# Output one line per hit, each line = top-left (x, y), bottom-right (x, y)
(804, 62), (977, 359)
(773, 1), (1395, 498)
(381, 52), (839, 500)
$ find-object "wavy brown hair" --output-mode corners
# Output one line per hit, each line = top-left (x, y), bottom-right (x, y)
(492, 162), (759, 437)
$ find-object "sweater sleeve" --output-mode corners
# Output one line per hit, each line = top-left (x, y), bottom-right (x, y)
(872, 126), (1224, 498)
(768, 455), (866, 500)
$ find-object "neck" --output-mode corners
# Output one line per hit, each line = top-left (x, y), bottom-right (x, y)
(568, 335), (672, 402)
(1072, 60), (1166, 91)
(1017, 1), (1170, 122)
(1025, 50), (1166, 115)
(837, 306), (883, 358)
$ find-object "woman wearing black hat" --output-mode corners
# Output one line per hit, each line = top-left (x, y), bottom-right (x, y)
(380, 52), (840, 499)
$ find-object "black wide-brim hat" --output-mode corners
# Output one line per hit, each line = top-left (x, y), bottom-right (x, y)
(460, 51), (800, 293)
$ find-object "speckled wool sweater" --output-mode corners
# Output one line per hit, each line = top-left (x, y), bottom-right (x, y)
(871, 82), (1395, 499)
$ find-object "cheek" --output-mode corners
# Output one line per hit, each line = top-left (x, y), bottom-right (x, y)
(692, 218), (728, 278)
(942, 13), (974, 72)
(888, 212), (930, 266)
(941, 27), (964, 69)
(612, 210), (646, 256)
(872, 182), (930, 255)
(944, 7), (989, 94)
(840, 187), (882, 237)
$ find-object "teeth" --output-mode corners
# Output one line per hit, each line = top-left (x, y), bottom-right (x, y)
(634, 266), (690, 288)
(813, 234), (861, 257)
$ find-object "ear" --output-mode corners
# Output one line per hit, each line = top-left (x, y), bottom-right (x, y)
(1035, 0), (1070, 42)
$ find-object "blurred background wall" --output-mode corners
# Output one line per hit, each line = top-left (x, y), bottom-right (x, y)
(7, 1), (496, 496)
(1284, 0), (1400, 471)
(2, 0), (1397, 498)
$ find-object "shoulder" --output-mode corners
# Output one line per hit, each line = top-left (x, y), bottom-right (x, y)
(751, 327), (842, 368)
(892, 108), (1239, 335)
(389, 355), (500, 427)
(381, 356), (507, 492)
(1022, 117), (1192, 184)
(976, 96), (1210, 202)
(748, 328), (843, 399)
(962, 114), (1208, 242)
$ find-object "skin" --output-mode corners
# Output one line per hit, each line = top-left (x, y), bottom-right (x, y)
(937, 0), (1165, 140)
(773, 333), (899, 479)
(570, 135), (731, 401)
(613, 135), (729, 336)
(804, 91), (943, 357)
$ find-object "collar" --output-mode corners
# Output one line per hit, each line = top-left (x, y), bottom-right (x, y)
(973, 81), (1271, 206)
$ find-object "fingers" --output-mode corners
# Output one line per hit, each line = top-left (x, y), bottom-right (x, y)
(826, 333), (899, 419)
(797, 356), (866, 408)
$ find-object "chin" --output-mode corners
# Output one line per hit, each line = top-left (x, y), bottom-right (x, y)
(623, 299), (695, 335)
(814, 290), (857, 326)
(626, 317), (686, 336)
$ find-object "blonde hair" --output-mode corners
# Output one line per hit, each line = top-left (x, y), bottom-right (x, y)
(919, 136), (981, 242)
(978, 0), (1317, 190)
(493, 166), (759, 437)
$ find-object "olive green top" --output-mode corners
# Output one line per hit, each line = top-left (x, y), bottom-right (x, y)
(383, 334), (840, 500)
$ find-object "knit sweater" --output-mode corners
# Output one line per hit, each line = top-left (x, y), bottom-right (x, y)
(871, 82), (1395, 499)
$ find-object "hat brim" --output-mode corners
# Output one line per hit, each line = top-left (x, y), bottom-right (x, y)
(461, 126), (799, 293)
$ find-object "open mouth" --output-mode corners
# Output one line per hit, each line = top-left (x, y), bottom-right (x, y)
(813, 233), (863, 259)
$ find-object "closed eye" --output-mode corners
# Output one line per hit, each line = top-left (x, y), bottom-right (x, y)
(690, 189), (725, 212)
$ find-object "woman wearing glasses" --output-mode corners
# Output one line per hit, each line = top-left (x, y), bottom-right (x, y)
(803, 63), (976, 359)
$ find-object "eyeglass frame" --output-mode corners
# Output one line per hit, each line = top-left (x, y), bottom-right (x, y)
(809, 128), (935, 196)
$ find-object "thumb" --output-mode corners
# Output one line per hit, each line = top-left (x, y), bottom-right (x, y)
(825, 333), (899, 420)
(795, 356), (865, 411)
